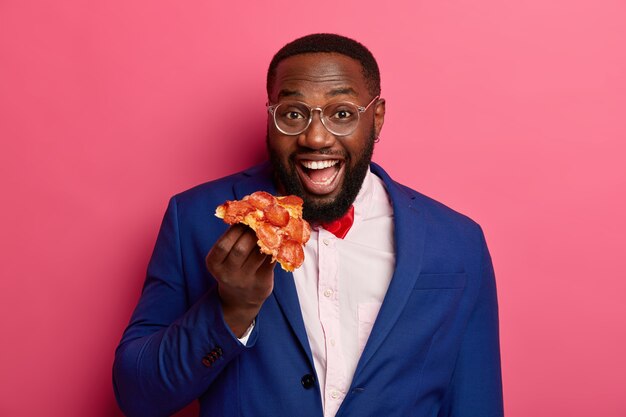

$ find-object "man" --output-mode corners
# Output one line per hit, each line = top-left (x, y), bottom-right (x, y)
(114, 34), (504, 417)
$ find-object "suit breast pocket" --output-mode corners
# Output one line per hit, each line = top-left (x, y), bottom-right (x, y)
(413, 272), (467, 290)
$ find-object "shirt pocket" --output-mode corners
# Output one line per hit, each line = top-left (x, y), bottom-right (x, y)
(412, 272), (467, 290)
(357, 302), (382, 355)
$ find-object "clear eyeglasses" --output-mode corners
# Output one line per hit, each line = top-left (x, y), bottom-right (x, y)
(267, 95), (380, 137)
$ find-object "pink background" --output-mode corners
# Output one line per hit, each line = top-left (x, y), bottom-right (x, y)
(1, 0), (625, 416)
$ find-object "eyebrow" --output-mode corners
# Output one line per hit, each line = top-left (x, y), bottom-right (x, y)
(326, 87), (358, 98)
(277, 87), (359, 100)
(277, 89), (303, 100)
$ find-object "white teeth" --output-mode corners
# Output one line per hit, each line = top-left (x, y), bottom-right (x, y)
(301, 160), (339, 170)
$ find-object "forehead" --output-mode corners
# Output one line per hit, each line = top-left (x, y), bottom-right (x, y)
(270, 53), (368, 102)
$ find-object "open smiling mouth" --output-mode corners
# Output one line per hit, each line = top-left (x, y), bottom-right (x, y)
(296, 159), (345, 195)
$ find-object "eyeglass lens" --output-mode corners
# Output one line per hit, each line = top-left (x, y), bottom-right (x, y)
(274, 102), (360, 135)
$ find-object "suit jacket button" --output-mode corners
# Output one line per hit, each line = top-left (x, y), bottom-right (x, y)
(301, 374), (315, 389)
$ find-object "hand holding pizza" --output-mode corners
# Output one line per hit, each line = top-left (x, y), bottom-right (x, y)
(205, 224), (275, 337)
(206, 192), (311, 337)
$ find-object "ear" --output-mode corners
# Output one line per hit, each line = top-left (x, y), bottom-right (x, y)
(373, 98), (386, 138)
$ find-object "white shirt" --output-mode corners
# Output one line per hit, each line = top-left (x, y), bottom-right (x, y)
(293, 169), (395, 417)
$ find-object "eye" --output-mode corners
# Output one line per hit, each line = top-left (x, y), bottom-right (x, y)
(278, 104), (308, 121)
(329, 108), (354, 120)
(285, 111), (305, 120)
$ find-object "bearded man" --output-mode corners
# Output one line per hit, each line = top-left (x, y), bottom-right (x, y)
(114, 33), (504, 417)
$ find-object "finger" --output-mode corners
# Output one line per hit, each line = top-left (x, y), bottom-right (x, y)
(221, 227), (259, 269)
(242, 247), (270, 272)
(207, 224), (248, 266)
(256, 255), (277, 277)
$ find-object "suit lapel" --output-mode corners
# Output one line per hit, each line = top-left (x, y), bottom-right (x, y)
(271, 267), (315, 365)
(232, 163), (315, 366)
(352, 163), (427, 380)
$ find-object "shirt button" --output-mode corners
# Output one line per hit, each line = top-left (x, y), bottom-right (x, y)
(330, 390), (340, 399)
(323, 238), (330, 246)
(330, 338), (336, 346)
(323, 288), (333, 298)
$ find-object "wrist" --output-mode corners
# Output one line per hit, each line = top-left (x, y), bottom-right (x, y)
(220, 302), (259, 338)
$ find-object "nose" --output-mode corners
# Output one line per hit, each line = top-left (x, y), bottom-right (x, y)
(297, 109), (336, 150)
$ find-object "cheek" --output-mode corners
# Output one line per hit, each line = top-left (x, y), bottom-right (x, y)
(343, 134), (370, 161)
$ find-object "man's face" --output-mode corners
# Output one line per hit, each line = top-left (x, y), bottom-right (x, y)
(267, 53), (385, 223)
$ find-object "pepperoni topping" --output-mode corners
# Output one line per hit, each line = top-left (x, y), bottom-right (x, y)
(221, 200), (254, 224)
(256, 222), (282, 250)
(277, 239), (304, 270)
(301, 220), (311, 244)
(264, 203), (290, 227)
(284, 217), (312, 244)
(248, 191), (275, 210)
(278, 195), (304, 206)
(283, 217), (302, 241)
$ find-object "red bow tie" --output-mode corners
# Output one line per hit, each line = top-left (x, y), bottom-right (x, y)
(319, 206), (354, 239)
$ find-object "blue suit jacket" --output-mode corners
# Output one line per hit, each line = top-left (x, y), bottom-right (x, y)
(113, 162), (503, 417)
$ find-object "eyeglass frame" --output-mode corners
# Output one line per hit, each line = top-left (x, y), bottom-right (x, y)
(266, 95), (380, 137)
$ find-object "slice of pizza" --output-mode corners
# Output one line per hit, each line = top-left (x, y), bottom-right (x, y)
(215, 191), (311, 272)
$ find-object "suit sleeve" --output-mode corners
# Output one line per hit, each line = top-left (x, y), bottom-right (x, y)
(113, 197), (258, 417)
(439, 228), (504, 417)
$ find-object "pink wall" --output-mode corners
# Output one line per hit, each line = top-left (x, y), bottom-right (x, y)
(1, 1), (625, 416)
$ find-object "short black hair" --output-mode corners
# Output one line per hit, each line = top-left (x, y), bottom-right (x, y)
(266, 33), (381, 98)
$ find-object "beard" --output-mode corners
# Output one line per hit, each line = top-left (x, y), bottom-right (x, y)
(267, 129), (376, 223)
